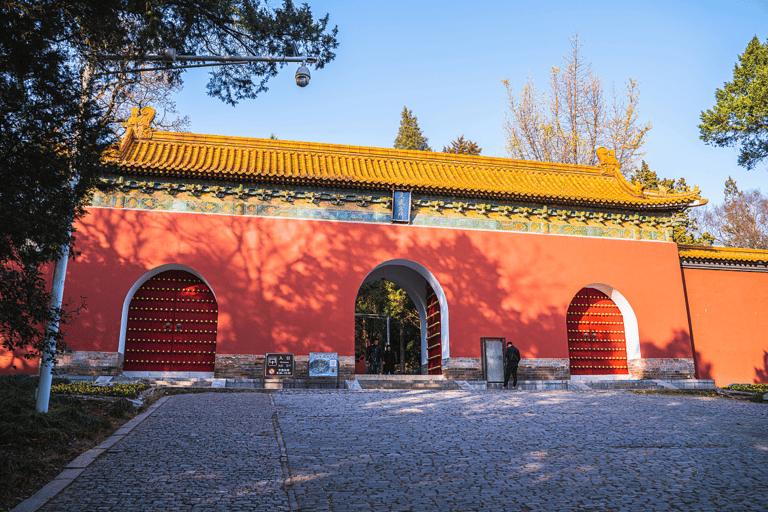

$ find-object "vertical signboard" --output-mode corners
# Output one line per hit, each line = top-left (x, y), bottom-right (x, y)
(392, 190), (411, 223)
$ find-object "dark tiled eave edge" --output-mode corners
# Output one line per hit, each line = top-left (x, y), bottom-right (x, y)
(679, 245), (768, 272)
(113, 164), (699, 211)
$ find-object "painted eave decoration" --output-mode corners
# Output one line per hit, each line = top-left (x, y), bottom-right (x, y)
(107, 107), (706, 210)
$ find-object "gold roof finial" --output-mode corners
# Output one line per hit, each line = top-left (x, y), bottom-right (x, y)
(123, 106), (156, 140)
(595, 147), (620, 175)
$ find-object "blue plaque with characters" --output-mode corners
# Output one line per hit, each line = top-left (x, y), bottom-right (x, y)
(392, 190), (411, 223)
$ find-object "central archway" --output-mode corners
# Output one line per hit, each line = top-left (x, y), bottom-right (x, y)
(356, 259), (449, 375)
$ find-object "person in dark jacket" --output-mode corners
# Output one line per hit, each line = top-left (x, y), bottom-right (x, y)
(382, 345), (397, 375)
(503, 341), (521, 389)
(367, 339), (383, 374)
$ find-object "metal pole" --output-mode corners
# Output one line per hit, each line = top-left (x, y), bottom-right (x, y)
(36, 57), (95, 413)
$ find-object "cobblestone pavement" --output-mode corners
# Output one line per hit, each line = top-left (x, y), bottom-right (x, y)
(39, 393), (290, 512)
(37, 390), (767, 512)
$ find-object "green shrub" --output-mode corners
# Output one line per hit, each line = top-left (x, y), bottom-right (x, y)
(722, 383), (768, 394)
(51, 381), (150, 398)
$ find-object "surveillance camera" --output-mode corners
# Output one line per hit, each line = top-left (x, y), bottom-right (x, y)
(295, 65), (311, 87)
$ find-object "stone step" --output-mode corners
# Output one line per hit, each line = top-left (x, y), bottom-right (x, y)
(357, 379), (461, 390)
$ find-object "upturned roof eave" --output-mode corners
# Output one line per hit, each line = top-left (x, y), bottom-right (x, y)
(103, 121), (706, 211)
(110, 161), (701, 211)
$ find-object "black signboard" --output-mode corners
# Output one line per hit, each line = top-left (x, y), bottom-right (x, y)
(265, 353), (294, 377)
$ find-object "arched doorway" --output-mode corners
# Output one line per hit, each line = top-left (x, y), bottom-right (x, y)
(122, 269), (218, 374)
(566, 286), (630, 376)
(355, 260), (448, 376)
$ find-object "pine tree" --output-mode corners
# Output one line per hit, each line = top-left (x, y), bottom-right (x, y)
(442, 135), (481, 155)
(627, 161), (714, 246)
(394, 107), (431, 151)
(699, 36), (768, 170)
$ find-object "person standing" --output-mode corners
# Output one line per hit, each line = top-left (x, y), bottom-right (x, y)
(503, 341), (521, 389)
(382, 345), (397, 375)
(367, 339), (383, 374)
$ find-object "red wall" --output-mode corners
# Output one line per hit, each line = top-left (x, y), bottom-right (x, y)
(45, 207), (693, 363)
(1, 207), (696, 375)
(683, 268), (768, 385)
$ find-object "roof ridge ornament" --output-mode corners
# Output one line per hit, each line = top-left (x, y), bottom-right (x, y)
(595, 147), (619, 176)
(124, 106), (156, 140)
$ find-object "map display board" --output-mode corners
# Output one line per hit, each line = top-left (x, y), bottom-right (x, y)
(309, 353), (338, 377)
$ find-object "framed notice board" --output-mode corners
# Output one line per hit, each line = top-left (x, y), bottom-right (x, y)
(265, 353), (294, 377)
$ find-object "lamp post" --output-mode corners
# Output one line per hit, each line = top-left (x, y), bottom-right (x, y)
(35, 46), (318, 412)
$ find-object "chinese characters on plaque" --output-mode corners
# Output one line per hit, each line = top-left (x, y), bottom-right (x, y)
(392, 190), (411, 223)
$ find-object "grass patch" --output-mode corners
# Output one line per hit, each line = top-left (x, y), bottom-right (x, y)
(0, 375), (138, 511)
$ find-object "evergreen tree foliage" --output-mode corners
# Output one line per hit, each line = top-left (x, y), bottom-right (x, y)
(0, 0), (339, 363)
(697, 178), (768, 249)
(394, 107), (431, 151)
(627, 162), (714, 246)
(699, 36), (768, 170)
(355, 281), (421, 373)
(442, 135), (482, 155)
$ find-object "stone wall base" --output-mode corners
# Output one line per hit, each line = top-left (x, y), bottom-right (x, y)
(48, 352), (695, 383)
(53, 351), (122, 376)
(214, 354), (355, 380)
(628, 358), (695, 380)
(518, 358), (570, 381)
(442, 357), (483, 380)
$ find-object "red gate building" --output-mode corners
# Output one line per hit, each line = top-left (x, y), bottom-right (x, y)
(2, 107), (766, 386)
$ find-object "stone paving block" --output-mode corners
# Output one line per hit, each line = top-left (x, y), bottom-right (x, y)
(23, 389), (768, 512)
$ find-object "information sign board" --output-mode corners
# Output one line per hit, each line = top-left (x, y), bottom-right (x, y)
(265, 353), (294, 377)
(309, 353), (338, 377)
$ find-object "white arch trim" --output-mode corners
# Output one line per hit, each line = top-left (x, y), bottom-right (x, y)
(585, 283), (641, 360)
(361, 259), (450, 362)
(118, 264), (217, 355)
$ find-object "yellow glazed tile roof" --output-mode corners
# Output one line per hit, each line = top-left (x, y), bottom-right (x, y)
(678, 245), (768, 264)
(108, 110), (706, 210)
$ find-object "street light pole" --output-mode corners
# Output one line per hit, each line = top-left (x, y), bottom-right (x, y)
(35, 46), (317, 412)
(36, 56), (96, 412)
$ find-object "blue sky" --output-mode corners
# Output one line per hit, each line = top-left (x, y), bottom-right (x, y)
(172, 0), (768, 205)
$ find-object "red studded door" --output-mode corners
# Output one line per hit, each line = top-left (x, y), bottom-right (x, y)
(123, 270), (218, 372)
(567, 287), (628, 376)
(426, 283), (442, 375)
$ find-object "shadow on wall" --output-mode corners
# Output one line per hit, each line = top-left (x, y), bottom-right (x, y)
(0, 347), (38, 374)
(694, 350), (713, 382)
(640, 328), (693, 360)
(68, 210), (586, 357)
(419, 232), (568, 358)
(66, 210), (162, 352)
(755, 351), (768, 384)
